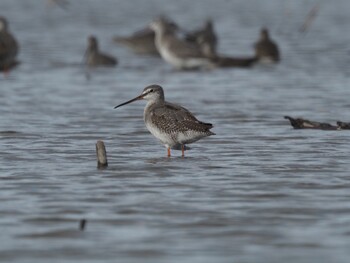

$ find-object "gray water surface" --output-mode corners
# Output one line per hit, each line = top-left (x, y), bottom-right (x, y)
(1, 0), (350, 262)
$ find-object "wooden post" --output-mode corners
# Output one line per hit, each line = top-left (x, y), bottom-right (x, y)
(79, 219), (86, 231)
(96, 140), (108, 168)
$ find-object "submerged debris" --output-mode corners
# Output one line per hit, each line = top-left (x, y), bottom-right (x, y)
(336, 121), (350, 130)
(284, 116), (340, 130)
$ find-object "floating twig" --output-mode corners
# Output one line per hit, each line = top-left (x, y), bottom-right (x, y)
(300, 3), (321, 33)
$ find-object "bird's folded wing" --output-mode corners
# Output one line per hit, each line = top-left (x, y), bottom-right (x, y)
(166, 37), (204, 58)
(151, 103), (211, 133)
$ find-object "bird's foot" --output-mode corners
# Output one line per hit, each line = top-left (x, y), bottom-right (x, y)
(167, 148), (171, 157)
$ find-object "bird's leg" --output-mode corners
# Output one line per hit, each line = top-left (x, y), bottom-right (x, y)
(167, 147), (171, 157)
(181, 145), (185, 157)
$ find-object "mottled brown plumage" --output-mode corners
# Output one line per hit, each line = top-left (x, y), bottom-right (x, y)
(147, 102), (213, 136)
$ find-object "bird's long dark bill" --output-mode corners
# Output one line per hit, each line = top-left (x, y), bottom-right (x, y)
(114, 94), (145, 109)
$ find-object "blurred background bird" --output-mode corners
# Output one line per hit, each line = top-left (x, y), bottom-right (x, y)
(254, 28), (280, 63)
(150, 17), (214, 70)
(84, 35), (118, 67)
(113, 16), (178, 56)
(0, 16), (19, 72)
(185, 19), (218, 58)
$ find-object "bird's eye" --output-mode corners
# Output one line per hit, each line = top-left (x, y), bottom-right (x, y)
(149, 89), (153, 92)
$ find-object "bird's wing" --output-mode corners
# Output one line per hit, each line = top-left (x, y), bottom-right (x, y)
(165, 36), (204, 58)
(270, 41), (280, 59)
(114, 28), (154, 43)
(0, 32), (18, 60)
(255, 40), (279, 59)
(150, 102), (213, 134)
(99, 52), (117, 65)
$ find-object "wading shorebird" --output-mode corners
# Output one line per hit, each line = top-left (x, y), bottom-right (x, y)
(254, 28), (280, 63)
(185, 19), (218, 58)
(150, 18), (214, 70)
(113, 27), (159, 55)
(114, 85), (215, 157)
(0, 16), (19, 72)
(113, 16), (178, 56)
(84, 36), (117, 67)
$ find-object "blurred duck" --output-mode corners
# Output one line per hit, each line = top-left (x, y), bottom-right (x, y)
(284, 116), (338, 130)
(185, 19), (218, 58)
(254, 28), (280, 63)
(113, 16), (178, 56)
(85, 36), (117, 67)
(150, 17), (213, 70)
(0, 17), (19, 72)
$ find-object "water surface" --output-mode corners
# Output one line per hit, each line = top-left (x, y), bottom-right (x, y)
(1, 0), (350, 262)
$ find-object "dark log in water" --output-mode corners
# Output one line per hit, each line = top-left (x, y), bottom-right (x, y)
(96, 140), (108, 168)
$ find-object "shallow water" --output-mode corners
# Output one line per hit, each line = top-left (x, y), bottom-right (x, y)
(1, 0), (350, 262)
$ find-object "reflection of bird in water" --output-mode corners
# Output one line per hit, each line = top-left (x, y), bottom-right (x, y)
(0, 17), (19, 72)
(84, 36), (117, 67)
(114, 85), (215, 157)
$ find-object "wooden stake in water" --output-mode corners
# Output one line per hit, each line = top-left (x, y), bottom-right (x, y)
(79, 219), (87, 231)
(96, 140), (108, 168)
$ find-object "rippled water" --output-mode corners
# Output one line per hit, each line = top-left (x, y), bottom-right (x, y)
(1, 0), (350, 262)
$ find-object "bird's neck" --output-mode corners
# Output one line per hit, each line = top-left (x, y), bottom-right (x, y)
(144, 99), (164, 114)
(143, 100), (154, 120)
(261, 35), (269, 42)
(88, 43), (99, 54)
